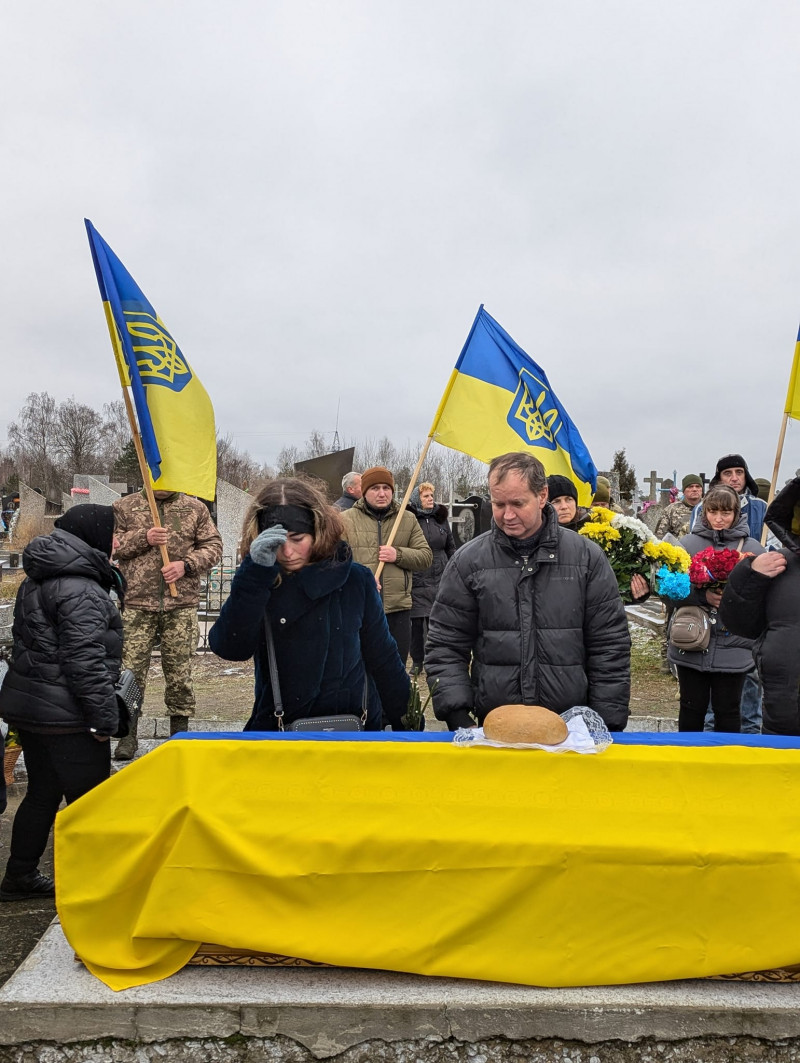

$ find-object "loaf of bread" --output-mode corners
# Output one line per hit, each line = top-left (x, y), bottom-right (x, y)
(482, 704), (569, 746)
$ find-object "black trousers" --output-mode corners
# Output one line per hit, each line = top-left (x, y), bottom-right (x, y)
(676, 668), (745, 733)
(410, 617), (428, 669)
(386, 610), (411, 669)
(5, 730), (110, 877)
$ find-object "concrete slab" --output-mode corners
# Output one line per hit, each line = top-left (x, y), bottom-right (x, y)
(4, 921), (800, 1057)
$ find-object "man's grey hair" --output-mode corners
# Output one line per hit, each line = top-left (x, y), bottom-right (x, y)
(342, 472), (361, 492)
(488, 452), (546, 494)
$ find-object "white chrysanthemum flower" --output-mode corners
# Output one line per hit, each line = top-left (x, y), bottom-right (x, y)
(610, 513), (656, 543)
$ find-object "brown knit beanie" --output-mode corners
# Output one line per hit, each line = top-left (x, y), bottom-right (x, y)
(361, 466), (395, 494)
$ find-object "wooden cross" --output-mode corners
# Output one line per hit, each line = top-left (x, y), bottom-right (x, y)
(698, 472), (711, 491)
(642, 470), (663, 502)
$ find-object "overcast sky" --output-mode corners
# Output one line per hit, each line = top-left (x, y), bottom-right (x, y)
(3, 0), (800, 490)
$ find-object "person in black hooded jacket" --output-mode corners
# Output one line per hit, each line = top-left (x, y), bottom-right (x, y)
(0, 504), (124, 901)
(719, 477), (799, 734)
(408, 483), (456, 672)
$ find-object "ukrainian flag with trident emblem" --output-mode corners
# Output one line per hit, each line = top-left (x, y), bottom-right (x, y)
(85, 219), (217, 500)
(430, 306), (597, 505)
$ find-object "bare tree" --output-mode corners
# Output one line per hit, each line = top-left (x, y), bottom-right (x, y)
(54, 398), (104, 472)
(0, 446), (15, 491)
(217, 433), (263, 489)
(98, 400), (131, 469)
(275, 444), (302, 477)
(303, 430), (330, 458)
(7, 391), (61, 494)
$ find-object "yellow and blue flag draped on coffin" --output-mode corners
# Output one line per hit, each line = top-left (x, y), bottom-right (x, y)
(56, 736), (800, 991)
(431, 306), (597, 505)
(85, 219), (217, 500)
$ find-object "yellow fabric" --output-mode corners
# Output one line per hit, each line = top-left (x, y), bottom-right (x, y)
(431, 370), (594, 505)
(786, 340), (800, 419)
(56, 739), (800, 991)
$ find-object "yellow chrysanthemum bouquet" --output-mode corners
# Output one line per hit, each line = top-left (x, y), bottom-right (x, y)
(579, 507), (691, 603)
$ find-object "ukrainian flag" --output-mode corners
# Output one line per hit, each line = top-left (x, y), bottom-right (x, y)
(85, 220), (217, 501)
(784, 321), (800, 420)
(431, 306), (597, 505)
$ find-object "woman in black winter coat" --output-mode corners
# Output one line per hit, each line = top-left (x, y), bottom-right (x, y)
(719, 477), (799, 734)
(408, 483), (456, 672)
(210, 478), (409, 731)
(0, 505), (124, 902)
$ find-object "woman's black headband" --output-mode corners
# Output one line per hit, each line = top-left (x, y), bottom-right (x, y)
(258, 504), (315, 536)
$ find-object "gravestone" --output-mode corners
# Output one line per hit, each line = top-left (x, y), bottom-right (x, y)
(214, 478), (251, 564)
(642, 470), (664, 502)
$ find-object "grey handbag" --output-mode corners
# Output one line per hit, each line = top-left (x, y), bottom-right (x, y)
(669, 606), (711, 652)
(114, 668), (144, 738)
(263, 619), (367, 732)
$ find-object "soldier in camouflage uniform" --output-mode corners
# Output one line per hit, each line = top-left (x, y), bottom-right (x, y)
(654, 474), (703, 539)
(112, 490), (222, 759)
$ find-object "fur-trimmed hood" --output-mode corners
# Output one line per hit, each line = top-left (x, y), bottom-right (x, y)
(766, 476), (800, 552)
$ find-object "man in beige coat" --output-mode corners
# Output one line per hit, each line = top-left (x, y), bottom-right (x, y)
(113, 489), (222, 759)
(340, 466), (432, 667)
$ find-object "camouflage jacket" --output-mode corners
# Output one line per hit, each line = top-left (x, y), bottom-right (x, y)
(113, 492), (222, 612)
(654, 500), (694, 540)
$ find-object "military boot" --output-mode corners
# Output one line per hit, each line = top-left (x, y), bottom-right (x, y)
(114, 714), (139, 761)
(170, 714), (190, 736)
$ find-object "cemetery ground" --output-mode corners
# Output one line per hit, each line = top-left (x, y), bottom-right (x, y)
(0, 625), (676, 991)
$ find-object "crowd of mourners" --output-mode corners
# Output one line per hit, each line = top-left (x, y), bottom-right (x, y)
(1, 448), (799, 903)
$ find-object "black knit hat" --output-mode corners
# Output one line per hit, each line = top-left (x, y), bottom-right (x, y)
(710, 454), (759, 496)
(547, 475), (578, 503)
(54, 504), (115, 557)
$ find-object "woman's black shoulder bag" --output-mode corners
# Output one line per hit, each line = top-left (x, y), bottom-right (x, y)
(263, 619), (366, 732)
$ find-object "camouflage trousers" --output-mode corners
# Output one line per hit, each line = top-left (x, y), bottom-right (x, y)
(122, 607), (199, 717)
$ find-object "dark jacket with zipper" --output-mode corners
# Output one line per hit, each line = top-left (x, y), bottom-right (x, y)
(0, 530), (122, 735)
(408, 503), (456, 619)
(425, 503), (631, 731)
(209, 543), (410, 730)
(720, 477), (800, 733)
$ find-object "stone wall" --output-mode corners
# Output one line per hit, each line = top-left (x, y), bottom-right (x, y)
(69, 475), (123, 507)
(215, 478), (251, 564)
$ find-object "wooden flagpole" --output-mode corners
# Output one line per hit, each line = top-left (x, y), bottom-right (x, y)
(119, 385), (178, 598)
(767, 411), (789, 508)
(375, 434), (435, 585)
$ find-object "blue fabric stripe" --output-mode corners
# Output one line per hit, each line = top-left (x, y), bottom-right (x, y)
(174, 731), (800, 750)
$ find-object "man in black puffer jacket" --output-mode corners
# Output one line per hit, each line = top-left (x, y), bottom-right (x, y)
(426, 453), (631, 732)
(0, 505), (123, 901)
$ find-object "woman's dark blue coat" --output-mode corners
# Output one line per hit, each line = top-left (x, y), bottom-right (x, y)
(209, 544), (410, 730)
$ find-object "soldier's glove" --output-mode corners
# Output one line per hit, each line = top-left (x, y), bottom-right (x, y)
(250, 526), (288, 568)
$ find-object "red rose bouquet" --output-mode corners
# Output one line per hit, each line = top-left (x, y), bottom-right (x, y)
(687, 546), (747, 593)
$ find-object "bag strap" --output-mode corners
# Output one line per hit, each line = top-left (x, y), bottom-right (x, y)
(263, 618), (285, 731)
(264, 616), (369, 729)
